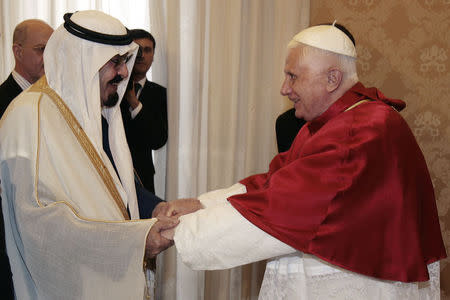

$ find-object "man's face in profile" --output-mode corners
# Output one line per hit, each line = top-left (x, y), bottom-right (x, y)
(15, 22), (53, 83)
(98, 53), (131, 107)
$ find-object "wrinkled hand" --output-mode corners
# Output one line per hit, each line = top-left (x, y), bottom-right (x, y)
(161, 228), (175, 241)
(152, 198), (203, 218)
(145, 216), (179, 259)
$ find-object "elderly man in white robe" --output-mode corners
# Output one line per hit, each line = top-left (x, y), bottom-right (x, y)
(0, 10), (177, 300)
(159, 23), (445, 299)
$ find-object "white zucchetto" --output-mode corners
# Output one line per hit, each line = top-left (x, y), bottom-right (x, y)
(291, 24), (357, 58)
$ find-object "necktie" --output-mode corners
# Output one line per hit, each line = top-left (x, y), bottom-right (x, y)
(134, 82), (141, 95)
(101, 117), (119, 177)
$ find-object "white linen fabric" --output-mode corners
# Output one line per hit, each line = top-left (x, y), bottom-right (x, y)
(259, 255), (439, 300)
(0, 89), (156, 300)
(158, 1), (311, 297)
(174, 183), (440, 299)
(44, 10), (140, 218)
(0, 10), (156, 300)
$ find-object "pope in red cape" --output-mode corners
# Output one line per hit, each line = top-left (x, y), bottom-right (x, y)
(229, 81), (446, 282)
(158, 23), (447, 298)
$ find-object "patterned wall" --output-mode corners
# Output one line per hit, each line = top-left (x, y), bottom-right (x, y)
(311, 0), (450, 297)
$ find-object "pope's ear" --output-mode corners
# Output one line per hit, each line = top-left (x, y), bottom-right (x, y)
(326, 68), (342, 93)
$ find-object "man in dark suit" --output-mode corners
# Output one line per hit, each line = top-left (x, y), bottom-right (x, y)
(121, 29), (168, 195)
(275, 108), (306, 153)
(0, 19), (53, 300)
(0, 19), (53, 117)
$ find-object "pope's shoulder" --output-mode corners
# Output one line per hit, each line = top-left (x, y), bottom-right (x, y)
(333, 100), (409, 133)
(308, 100), (414, 151)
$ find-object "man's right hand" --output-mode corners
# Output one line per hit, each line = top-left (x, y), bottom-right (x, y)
(152, 198), (203, 218)
(124, 82), (140, 109)
(145, 216), (179, 259)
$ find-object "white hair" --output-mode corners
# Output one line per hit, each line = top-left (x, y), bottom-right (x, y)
(288, 41), (359, 84)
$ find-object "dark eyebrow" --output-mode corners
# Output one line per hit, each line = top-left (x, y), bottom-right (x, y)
(285, 71), (296, 77)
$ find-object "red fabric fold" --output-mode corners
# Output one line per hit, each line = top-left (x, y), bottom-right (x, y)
(228, 82), (446, 282)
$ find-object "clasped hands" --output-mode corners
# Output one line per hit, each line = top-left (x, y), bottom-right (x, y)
(145, 198), (203, 259)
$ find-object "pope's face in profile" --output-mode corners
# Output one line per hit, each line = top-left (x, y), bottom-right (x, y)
(98, 53), (130, 107)
(280, 46), (333, 121)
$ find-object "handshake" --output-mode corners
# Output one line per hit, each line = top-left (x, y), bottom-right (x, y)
(145, 198), (203, 259)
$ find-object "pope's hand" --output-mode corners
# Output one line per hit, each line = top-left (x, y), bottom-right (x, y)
(161, 228), (175, 241)
(152, 198), (203, 218)
(145, 216), (179, 258)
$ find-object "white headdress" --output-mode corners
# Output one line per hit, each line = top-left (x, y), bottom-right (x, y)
(44, 10), (140, 218)
(291, 22), (357, 58)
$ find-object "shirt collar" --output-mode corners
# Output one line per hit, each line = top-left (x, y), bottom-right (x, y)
(137, 77), (146, 87)
(135, 78), (146, 98)
(11, 70), (32, 91)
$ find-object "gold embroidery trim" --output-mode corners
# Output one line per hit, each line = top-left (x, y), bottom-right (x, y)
(35, 93), (44, 207)
(345, 99), (371, 112)
(31, 76), (130, 220)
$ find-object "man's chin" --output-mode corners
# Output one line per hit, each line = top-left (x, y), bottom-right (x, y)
(133, 65), (148, 75)
(103, 93), (119, 107)
(294, 110), (304, 120)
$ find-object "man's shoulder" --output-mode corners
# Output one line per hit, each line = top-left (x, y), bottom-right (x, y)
(141, 80), (167, 103)
(0, 74), (14, 89)
(277, 108), (304, 124)
(277, 108), (296, 121)
(0, 75), (26, 118)
(0, 74), (21, 95)
(145, 80), (166, 92)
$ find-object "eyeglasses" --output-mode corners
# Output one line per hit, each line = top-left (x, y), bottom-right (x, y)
(110, 54), (133, 68)
(18, 44), (46, 55)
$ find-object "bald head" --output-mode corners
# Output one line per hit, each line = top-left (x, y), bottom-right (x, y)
(12, 19), (53, 84)
(13, 19), (52, 44)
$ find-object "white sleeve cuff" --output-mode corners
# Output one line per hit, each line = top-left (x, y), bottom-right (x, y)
(129, 102), (143, 119)
(174, 201), (296, 270)
(198, 183), (246, 208)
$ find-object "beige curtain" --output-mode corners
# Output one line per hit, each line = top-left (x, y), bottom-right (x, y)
(310, 1), (450, 298)
(150, 0), (310, 299)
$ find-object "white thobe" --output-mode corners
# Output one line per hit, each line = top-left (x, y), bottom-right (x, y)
(0, 83), (155, 299)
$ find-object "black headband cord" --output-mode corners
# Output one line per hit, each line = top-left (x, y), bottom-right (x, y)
(63, 13), (132, 46)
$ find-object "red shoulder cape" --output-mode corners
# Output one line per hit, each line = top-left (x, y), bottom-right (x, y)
(228, 82), (446, 282)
